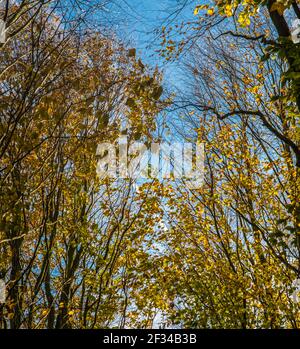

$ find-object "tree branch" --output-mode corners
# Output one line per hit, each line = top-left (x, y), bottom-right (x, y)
(292, 1), (300, 19)
(212, 30), (275, 45)
(267, 0), (291, 37)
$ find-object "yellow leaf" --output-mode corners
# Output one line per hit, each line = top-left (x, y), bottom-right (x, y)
(207, 8), (215, 16)
(238, 13), (251, 27)
(270, 2), (285, 16)
(194, 4), (209, 15)
(224, 5), (233, 17)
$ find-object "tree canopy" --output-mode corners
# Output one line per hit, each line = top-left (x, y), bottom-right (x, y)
(0, 0), (300, 329)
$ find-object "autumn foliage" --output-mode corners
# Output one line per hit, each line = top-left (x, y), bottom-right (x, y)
(0, 0), (300, 329)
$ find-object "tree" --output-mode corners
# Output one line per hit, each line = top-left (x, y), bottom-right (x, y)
(147, 0), (300, 328)
(0, 6), (164, 328)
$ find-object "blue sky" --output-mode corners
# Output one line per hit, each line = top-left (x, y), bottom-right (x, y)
(108, 0), (196, 84)
(112, 0), (182, 52)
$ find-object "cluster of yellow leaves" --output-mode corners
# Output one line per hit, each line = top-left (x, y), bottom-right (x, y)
(194, 1), (294, 27)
